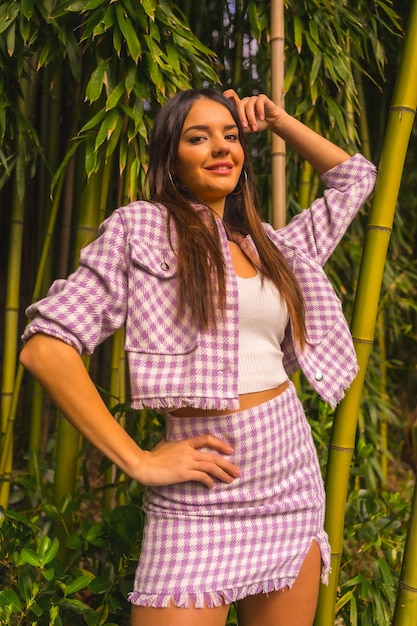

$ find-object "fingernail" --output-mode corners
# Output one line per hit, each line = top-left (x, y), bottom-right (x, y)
(242, 120), (248, 128)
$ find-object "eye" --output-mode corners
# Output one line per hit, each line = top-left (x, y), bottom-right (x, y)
(225, 133), (239, 141)
(188, 135), (206, 144)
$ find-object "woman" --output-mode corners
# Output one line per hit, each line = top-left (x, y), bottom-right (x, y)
(20, 88), (377, 626)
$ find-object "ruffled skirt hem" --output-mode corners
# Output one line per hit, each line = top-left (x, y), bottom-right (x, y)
(128, 566), (329, 608)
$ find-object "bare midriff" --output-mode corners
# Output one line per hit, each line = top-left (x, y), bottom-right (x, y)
(170, 380), (289, 417)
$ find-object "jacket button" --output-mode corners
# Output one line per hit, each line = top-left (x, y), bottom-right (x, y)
(315, 371), (323, 382)
(160, 262), (169, 271)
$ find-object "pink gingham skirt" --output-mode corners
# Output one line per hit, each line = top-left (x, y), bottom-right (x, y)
(128, 381), (330, 608)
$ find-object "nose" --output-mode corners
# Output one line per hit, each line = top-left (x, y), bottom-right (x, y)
(212, 135), (230, 156)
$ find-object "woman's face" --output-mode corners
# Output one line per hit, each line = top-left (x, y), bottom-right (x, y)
(176, 97), (245, 216)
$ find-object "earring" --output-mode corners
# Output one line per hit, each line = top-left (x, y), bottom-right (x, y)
(168, 171), (175, 187)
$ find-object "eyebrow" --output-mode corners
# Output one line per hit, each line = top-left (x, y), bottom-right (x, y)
(182, 123), (238, 135)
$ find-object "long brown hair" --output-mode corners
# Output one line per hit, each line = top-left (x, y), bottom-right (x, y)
(145, 88), (307, 349)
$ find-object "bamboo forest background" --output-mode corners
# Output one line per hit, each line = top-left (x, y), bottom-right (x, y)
(0, 1), (416, 625)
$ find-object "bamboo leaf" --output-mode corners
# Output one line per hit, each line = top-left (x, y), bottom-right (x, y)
(125, 63), (137, 95)
(80, 9), (107, 41)
(310, 79), (318, 105)
(336, 589), (355, 610)
(309, 18), (320, 44)
(86, 62), (107, 104)
(294, 15), (303, 53)
(144, 34), (164, 62)
(95, 109), (120, 151)
(105, 114), (124, 158)
(38, 40), (53, 69)
(145, 52), (164, 92)
(141, 0), (156, 21)
(80, 0), (107, 9)
(6, 21), (15, 56)
(113, 23), (122, 56)
(79, 108), (106, 134)
(0, 4), (19, 34)
(149, 17), (161, 42)
(324, 95), (348, 139)
(67, 0), (104, 10)
(105, 81), (124, 111)
(304, 30), (318, 54)
(115, 3), (141, 62)
(284, 55), (298, 93)
(310, 51), (322, 86)
(21, 0), (34, 19)
(129, 157), (139, 201)
(165, 41), (181, 74)
(248, 0), (261, 40)
(122, 0), (147, 29)
(119, 137), (127, 174)
(85, 139), (99, 178)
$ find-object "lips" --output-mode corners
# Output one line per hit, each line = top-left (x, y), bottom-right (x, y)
(205, 162), (234, 172)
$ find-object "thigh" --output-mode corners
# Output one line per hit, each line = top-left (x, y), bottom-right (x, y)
(236, 540), (321, 626)
(131, 602), (230, 626)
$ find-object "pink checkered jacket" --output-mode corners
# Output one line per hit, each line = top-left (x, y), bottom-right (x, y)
(22, 153), (376, 409)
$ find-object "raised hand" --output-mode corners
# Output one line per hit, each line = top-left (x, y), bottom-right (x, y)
(224, 88), (350, 173)
(224, 89), (285, 133)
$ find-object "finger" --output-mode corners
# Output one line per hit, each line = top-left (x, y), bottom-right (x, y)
(241, 96), (259, 130)
(223, 88), (238, 101)
(188, 470), (215, 489)
(196, 458), (240, 483)
(189, 434), (234, 455)
(200, 452), (240, 477)
(223, 89), (251, 130)
(188, 460), (238, 488)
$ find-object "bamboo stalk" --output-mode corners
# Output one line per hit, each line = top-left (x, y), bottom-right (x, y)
(232, 0), (244, 87)
(270, 0), (286, 229)
(353, 64), (372, 162)
(0, 171), (66, 483)
(392, 475), (417, 624)
(103, 327), (124, 510)
(315, 2), (417, 622)
(52, 169), (102, 511)
(298, 159), (313, 210)
(0, 179), (24, 506)
(354, 61), (389, 481)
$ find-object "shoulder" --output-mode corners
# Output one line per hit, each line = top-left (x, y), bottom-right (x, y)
(114, 201), (169, 244)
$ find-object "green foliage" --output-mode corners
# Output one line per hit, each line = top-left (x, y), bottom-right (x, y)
(0, 0), (220, 200)
(0, 498), (141, 625)
(337, 487), (410, 625)
(0, 404), (166, 625)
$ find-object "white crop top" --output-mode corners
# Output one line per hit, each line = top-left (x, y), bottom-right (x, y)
(237, 272), (289, 394)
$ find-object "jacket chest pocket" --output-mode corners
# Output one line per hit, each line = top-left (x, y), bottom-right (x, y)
(125, 239), (199, 355)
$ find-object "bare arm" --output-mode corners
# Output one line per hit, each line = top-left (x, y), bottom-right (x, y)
(224, 90), (350, 174)
(19, 334), (240, 488)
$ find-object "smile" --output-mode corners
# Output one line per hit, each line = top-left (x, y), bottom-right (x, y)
(205, 163), (234, 173)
